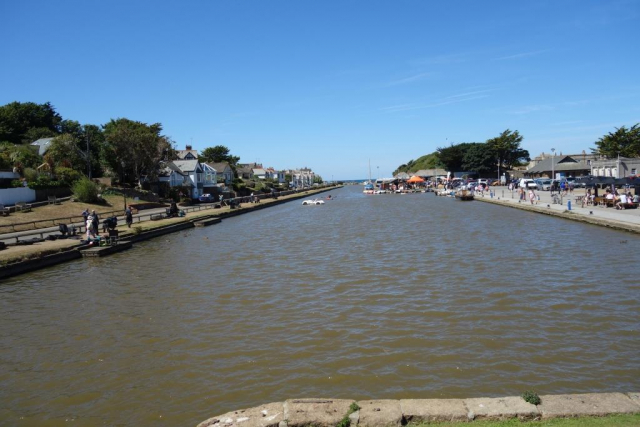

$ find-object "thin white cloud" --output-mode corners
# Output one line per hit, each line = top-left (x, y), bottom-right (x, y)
(444, 89), (494, 100)
(380, 95), (489, 113)
(494, 50), (549, 61)
(385, 72), (434, 87)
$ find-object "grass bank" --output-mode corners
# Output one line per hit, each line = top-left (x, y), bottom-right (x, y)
(411, 413), (640, 426)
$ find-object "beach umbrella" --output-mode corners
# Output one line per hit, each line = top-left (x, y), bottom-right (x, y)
(407, 176), (425, 183)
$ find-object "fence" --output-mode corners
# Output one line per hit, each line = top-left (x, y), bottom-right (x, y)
(1, 186), (329, 242)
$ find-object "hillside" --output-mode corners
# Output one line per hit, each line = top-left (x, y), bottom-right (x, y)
(392, 152), (444, 176)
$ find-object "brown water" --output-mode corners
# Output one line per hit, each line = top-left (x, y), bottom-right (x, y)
(1, 185), (639, 426)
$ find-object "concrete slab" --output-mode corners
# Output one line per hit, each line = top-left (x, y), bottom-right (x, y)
(539, 393), (640, 418)
(400, 399), (468, 422)
(627, 392), (640, 407)
(197, 402), (284, 427)
(284, 398), (353, 427)
(358, 400), (402, 427)
(464, 396), (539, 420)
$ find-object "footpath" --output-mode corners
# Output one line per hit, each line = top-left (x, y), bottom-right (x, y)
(197, 393), (640, 427)
(0, 186), (339, 280)
(473, 186), (640, 234)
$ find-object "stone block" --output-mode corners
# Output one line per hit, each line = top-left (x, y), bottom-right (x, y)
(284, 398), (353, 427)
(627, 392), (640, 406)
(464, 396), (539, 420)
(399, 399), (467, 422)
(539, 393), (640, 419)
(198, 402), (284, 427)
(358, 400), (402, 427)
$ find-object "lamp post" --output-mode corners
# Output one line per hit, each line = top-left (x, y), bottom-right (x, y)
(551, 148), (556, 180)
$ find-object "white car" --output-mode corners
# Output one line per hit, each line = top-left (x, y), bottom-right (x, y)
(519, 179), (538, 189)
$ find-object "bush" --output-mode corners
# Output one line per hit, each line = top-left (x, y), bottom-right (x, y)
(522, 390), (541, 405)
(55, 167), (82, 186)
(72, 177), (100, 203)
(23, 168), (38, 182)
(27, 175), (63, 189)
(132, 226), (143, 235)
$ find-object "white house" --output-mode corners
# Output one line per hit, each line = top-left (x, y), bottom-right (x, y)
(209, 162), (234, 184)
(161, 160), (216, 199)
(252, 168), (267, 179)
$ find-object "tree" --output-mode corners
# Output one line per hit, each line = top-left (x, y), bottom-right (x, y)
(0, 142), (41, 170)
(485, 129), (529, 171)
(393, 152), (445, 175)
(47, 134), (87, 172)
(437, 143), (477, 172)
(461, 143), (497, 175)
(102, 118), (172, 185)
(199, 145), (240, 165)
(0, 101), (62, 144)
(592, 124), (640, 158)
(313, 175), (323, 184)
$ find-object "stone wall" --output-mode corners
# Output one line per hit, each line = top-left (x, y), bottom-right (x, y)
(197, 393), (640, 427)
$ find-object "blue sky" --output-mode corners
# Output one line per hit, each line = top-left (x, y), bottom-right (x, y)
(1, 0), (639, 179)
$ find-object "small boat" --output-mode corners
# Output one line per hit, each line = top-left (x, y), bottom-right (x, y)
(455, 189), (474, 201)
(302, 199), (325, 205)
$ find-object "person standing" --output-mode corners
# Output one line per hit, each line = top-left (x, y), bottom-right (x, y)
(82, 208), (89, 222)
(529, 188), (536, 205)
(125, 206), (133, 228)
(91, 210), (99, 233)
(86, 214), (94, 239)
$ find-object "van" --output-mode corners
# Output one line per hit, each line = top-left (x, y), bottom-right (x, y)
(519, 179), (538, 189)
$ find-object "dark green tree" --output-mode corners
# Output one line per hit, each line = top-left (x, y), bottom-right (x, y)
(485, 129), (529, 171)
(592, 124), (640, 158)
(0, 101), (62, 144)
(199, 145), (240, 165)
(102, 118), (172, 185)
(461, 143), (497, 175)
(437, 143), (477, 172)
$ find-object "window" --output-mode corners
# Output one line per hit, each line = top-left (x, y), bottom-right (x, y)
(632, 168), (637, 175)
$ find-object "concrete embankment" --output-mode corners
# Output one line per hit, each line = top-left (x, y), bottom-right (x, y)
(197, 393), (640, 427)
(0, 186), (340, 280)
(474, 196), (640, 235)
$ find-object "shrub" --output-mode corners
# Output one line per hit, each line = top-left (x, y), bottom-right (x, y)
(132, 226), (143, 235)
(23, 168), (38, 183)
(522, 390), (541, 405)
(72, 177), (100, 203)
(27, 175), (63, 189)
(55, 167), (82, 186)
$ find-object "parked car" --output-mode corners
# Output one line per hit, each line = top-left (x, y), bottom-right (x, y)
(519, 179), (538, 189)
(199, 193), (214, 203)
(535, 179), (552, 190)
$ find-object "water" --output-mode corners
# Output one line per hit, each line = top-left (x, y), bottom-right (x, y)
(1, 185), (639, 426)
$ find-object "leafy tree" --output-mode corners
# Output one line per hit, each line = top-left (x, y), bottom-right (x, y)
(437, 143), (477, 172)
(72, 177), (100, 203)
(485, 129), (529, 171)
(48, 134), (86, 172)
(199, 145), (240, 165)
(592, 124), (640, 158)
(0, 101), (62, 144)
(102, 118), (172, 185)
(313, 175), (323, 184)
(461, 143), (497, 175)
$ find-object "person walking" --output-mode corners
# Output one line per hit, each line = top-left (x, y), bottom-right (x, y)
(91, 210), (99, 233)
(529, 188), (536, 205)
(81, 208), (89, 222)
(86, 214), (94, 239)
(125, 206), (133, 228)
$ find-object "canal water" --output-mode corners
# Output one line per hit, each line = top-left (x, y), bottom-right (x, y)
(1, 185), (639, 426)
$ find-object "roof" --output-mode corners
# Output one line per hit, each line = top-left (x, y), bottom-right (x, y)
(526, 155), (590, 173)
(252, 168), (266, 175)
(395, 172), (411, 179)
(30, 137), (55, 156)
(414, 168), (447, 177)
(176, 149), (198, 160)
(171, 159), (200, 173)
(209, 162), (231, 172)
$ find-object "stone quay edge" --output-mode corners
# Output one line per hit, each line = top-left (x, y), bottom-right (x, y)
(197, 392), (640, 427)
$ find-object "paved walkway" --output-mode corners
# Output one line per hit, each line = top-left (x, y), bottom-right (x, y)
(478, 186), (640, 227)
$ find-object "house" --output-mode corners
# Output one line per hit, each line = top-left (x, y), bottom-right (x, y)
(394, 172), (410, 180)
(237, 165), (254, 180)
(176, 145), (198, 160)
(168, 159), (215, 199)
(591, 156), (640, 178)
(414, 169), (447, 179)
(30, 137), (55, 156)
(265, 167), (286, 183)
(252, 168), (267, 179)
(208, 162), (234, 184)
(525, 153), (593, 178)
(288, 167), (315, 188)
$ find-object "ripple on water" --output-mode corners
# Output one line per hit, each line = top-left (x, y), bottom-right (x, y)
(0, 186), (639, 425)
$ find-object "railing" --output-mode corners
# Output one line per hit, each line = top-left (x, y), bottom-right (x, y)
(2, 185), (333, 243)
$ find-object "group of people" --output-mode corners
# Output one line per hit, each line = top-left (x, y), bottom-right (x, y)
(516, 187), (538, 205)
(82, 207), (135, 240)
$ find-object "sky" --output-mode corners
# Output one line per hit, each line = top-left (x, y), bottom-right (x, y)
(1, 0), (639, 180)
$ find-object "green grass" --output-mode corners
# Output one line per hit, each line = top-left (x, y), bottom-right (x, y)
(409, 413), (640, 427)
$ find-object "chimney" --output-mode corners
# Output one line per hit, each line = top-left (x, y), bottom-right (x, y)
(186, 145), (192, 150)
